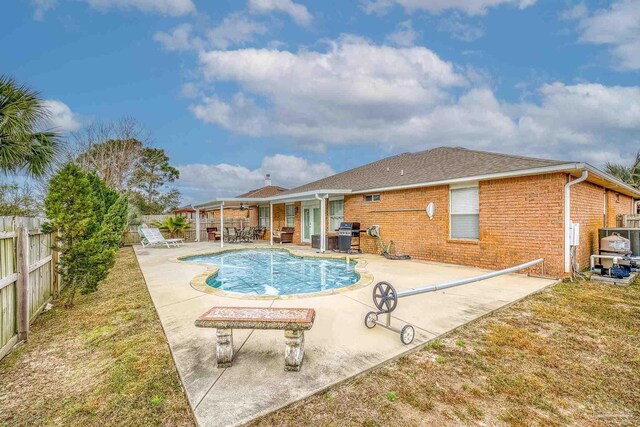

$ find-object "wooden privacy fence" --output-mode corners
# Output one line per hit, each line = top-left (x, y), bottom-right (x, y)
(122, 219), (252, 245)
(0, 217), (58, 360)
(618, 214), (640, 228)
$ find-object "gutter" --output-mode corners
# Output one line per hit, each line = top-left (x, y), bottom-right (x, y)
(564, 170), (589, 273)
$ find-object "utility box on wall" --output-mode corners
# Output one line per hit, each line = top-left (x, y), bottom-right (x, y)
(570, 222), (580, 246)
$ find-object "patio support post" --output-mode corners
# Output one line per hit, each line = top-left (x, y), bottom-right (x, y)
(320, 195), (326, 253)
(220, 202), (224, 249)
(195, 208), (200, 242)
(315, 193), (327, 253)
(270, 202), (274, 246)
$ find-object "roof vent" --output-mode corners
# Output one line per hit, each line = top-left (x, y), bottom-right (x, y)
(400, 169), (404, 176)
(265, 174), (272, 186)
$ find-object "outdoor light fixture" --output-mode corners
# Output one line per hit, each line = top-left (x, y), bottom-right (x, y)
(239, 203), (245, 211)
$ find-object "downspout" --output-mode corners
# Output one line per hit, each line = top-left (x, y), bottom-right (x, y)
(564, 170), (589, 273)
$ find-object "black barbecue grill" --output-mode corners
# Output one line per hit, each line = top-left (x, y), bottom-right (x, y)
(338, 222), (362, 253)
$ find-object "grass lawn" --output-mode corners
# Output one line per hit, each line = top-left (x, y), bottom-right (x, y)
(253, 279), (640, 427)
(0, 248), (194, 427)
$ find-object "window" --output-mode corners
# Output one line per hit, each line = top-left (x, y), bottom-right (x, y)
(329, 199), (344, 231)
(259, 206), (270, 228)
(450, 186), (479, 240)
(285, 204), (295, 227)
(364, 194), (380, 202)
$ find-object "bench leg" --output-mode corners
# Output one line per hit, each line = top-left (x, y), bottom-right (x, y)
(216, 329), (233, 368)
(284, 330), (305, 371)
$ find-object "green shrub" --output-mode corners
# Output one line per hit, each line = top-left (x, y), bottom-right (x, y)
(45, 163), (128, 307)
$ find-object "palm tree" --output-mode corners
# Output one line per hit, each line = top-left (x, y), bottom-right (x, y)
(0, 75), (62, 177)
(605, 152), (640, 189)
(152, 216), (191, 238)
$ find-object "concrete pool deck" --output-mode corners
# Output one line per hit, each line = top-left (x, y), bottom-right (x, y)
(133, 242), (556, 427)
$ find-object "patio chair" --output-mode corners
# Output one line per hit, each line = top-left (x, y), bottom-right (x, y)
(255, 227), (266, 240)
(239, 227), (254, 242)
(273, 227), (294, 244)
(224, 227), (238, 243)
(140, 227), (184, 248)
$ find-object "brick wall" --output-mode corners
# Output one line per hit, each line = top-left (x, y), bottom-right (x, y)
(249, 173), (633, 278)
(345, 173), (567, 277)
(570, 180), (605, 271)
(569, 182), (634, 271)
(606, 190), (634, 227)
(253, 203), (303, 242)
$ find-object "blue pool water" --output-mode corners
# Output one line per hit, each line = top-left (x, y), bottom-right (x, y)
(183, 249), (359, 296)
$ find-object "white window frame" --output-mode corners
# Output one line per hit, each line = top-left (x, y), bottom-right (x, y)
(329, 198), (344, 232)
(285, 203), (295, 228)
(449, 182), (479, 241)
(259, 206), (270, 228)
(364, 194), (380, 202)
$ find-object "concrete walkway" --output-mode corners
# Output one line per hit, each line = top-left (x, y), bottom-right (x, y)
(133, 242), (555, 427)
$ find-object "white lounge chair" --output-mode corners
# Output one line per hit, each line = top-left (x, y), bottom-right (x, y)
(140, 227), (184, 248)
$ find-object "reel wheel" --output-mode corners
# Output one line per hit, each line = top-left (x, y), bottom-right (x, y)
(372, 281), (398, 313)
(400, 325), (415, 345)
(364, 311), (378, 329)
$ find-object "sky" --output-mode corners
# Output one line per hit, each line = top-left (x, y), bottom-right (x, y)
(3, 0), (640, 204)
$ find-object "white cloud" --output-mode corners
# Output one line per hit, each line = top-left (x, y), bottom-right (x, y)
(570, 0), (640, 71)
(385, 20), (420, 47)
(83, 0), (195, 16)
(153, 23), (203, 52)
(248, 0), (313, 26)
(42, 100), (82, 133)
(176, 154), (334, 202)
(437, 15), (484, 42)
(32, 0), (195, 18)
(207, 12), (269, 50)
(180, 82), (200, 98)
(362, 0), (536, 16)
(514, 83), (640, 162)
(153, 14), (268, 52)
(188, 36), (640, 164)
(31, 0), (57, 20)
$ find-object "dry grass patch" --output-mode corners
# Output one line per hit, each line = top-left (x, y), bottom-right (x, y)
(252, 279), (640, 427)
(0, 248), (194, 427)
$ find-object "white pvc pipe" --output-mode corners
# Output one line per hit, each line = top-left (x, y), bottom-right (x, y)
(220, 201), (224, 249)
(397, 258), (544, 298)
(590, 254), (640, 269)
(564, 170), (589, 273)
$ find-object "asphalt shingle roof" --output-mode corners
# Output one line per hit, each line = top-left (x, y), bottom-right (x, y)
(280, 147), (568, 195)
(236, 185), (289, 198)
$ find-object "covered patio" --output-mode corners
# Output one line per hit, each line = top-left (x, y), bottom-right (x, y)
(193, 189), (351, 252)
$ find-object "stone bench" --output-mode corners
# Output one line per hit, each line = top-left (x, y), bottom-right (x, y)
(195, 307), (316, 371)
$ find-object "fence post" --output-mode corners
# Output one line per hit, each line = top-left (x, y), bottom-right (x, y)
(52, 231), (59, 298)
(16, 221), (30, 342)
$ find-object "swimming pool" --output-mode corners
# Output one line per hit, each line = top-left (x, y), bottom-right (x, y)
(183, 249), (360, 296)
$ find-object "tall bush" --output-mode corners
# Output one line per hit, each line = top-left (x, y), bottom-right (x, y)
(45, 163), (128, 307)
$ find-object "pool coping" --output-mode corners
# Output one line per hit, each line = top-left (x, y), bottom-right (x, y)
(170, 246), (374, 300)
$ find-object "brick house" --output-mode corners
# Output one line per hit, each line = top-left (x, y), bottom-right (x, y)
(194, 147), (639, 278)
(179, 175), (287, 227)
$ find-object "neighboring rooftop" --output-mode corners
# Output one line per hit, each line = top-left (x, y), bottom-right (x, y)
(280, 147), (568, 195)
(236, 185), (288, 198)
